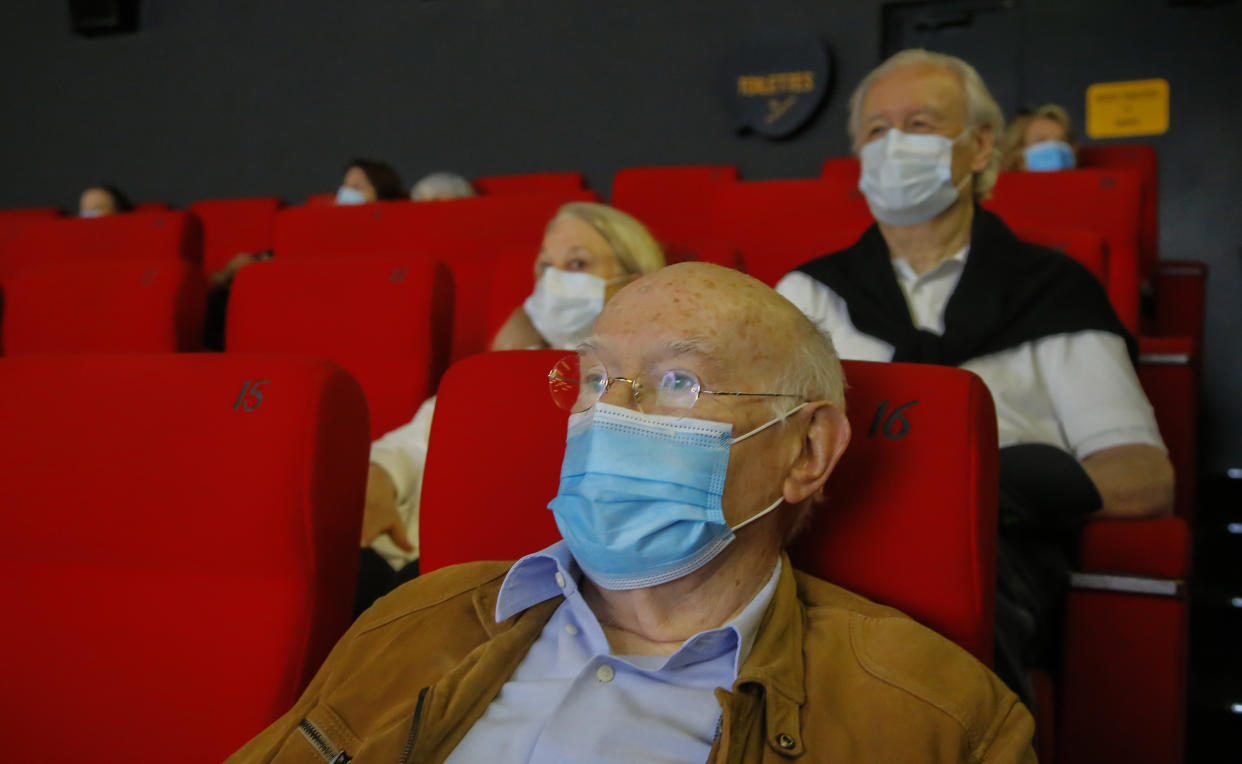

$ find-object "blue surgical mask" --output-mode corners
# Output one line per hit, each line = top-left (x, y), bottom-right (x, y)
(549, 401), (804, 590)
(1023, 140), (1075, 172)
(859, 127), (973, 226)
(335, 185), (368, 205)
(79, 209), (104, 218)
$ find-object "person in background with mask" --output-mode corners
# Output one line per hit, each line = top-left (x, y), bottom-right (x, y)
(999, 104), (1076, 171)
(229, 262), (1035, 763)
(78, 184), (134, 217)
(410, 171), (477, 201)
(356, 202), (664, 614)
(336, 157), (405, 204)
(775, 49), (1172, 708)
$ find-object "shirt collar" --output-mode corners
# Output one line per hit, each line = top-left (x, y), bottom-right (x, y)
(495, 541), (781, 673)
(891, 244), (970, 284)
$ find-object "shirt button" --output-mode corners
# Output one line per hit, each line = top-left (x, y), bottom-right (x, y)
(554, 571), (566, 588)
(776, 733), (796, 750)
(565, 623), (579, 636)
(596, 664), (615, 683)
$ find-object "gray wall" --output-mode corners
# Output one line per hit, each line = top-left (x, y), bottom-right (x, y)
(1, 0), (1239, 471)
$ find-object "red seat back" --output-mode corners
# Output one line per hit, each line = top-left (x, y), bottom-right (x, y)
(707, 178), (873, 287)
(2, 261), (206, 354)
(189, 197), (284, 276)
(0, 207), (61, 220)
(0, 354), (369, 762)
(1077, 143), (1158, 280)
(611, 165), (739, 250)
(420, 351), (998, 663)
(0, 210), (203, 281)
(1011, 225), (1109, 285)
(134, 202), (173, 213)
(819, 155), (862, 183)
(475, 172), (586, 195)
(985, 169), (1142, 332)
(273, 192), (598, 260)
(227, 255), (454, 439)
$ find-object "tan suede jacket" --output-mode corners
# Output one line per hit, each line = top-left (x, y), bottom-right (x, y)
(228, 555), (1036, 763)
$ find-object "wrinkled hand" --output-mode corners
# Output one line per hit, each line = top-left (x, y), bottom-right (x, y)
(360, 464), (413, 551)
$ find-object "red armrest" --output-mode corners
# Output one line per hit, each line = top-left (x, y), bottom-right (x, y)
(1077, 516), (1191, 580)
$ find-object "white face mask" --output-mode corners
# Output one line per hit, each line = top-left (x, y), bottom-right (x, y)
(858, 127), (973, 226)
(523, 268), (612, 350)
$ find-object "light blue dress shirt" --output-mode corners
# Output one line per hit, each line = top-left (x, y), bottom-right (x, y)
(444, 541), (781, 763)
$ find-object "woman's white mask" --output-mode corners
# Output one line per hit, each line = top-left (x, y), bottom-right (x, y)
(523, 268), (614, 350)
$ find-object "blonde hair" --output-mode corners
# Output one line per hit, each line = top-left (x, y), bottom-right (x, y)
(847, 49), (1005, 198)
(548, 202), (665, 276)
(999, 104), (1074, 171)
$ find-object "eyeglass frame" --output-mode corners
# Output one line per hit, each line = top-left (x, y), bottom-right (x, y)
(547, 354), (803, 414)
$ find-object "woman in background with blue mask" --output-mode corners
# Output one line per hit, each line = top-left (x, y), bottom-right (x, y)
(999, 104), (1077, 172)
(357, 202), (665, 614)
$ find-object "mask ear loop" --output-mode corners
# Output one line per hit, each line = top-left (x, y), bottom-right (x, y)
(730, 401), (808, 445)
(726, 401), (808, 532)
(730, 494), (785, 532)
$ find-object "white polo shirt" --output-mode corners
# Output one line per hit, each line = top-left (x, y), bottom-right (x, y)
(775, 248), (1165, 461)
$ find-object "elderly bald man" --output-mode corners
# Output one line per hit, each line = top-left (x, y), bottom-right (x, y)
(231, 263), (1034, 764)
(776, 49), (1172, 704)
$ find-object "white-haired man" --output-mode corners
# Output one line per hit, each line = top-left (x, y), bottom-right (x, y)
(231, 263), (1035, 762)
(776, 49), (1173, 703)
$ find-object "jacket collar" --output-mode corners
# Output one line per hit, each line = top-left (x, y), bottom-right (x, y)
(729, 551), (807, 756)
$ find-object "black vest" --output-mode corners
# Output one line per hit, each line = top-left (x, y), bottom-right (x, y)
(795, 208), (1136, 367)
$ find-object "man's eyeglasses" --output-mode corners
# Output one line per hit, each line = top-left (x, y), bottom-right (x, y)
(547, 354), (801, 415)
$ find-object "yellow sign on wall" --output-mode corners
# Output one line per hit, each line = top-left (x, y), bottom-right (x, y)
(1086, 79), (1169, 139)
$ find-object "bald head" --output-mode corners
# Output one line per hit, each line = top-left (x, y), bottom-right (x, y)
(594, 263), (844, 408)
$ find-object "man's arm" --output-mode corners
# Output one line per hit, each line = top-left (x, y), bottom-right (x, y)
(1035, 331), (1174, 519)
(1081, 442), (1175, 519)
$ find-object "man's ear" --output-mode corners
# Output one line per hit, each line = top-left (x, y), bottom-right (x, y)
(783, 402), (851, 505)
(970, 123), (997, 174)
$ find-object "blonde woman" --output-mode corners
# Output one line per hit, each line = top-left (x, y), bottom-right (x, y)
(357, 203), (665, 611)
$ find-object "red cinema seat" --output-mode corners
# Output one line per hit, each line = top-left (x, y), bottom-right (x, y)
(1058, 514), (1191, 764)
(305, 192), (336, 205)
(0, 210), (203, 282)
(420, 351), (999, 664)
(706, 178), (873, 288)
(0, 354), (369, 763)
(475, 172), (586, 195)
(819, 155), (862, 185)
(227, 254), (454, 439)
(1011, 225), (1109, 284)
(0, 206), (61, 220)
(273, 191), (598, 261)
(189, 197), (284, 278)
(2, 260), (206, 354)
(134, 202), (173, 213)
(611, 165), (739, 250)
(477, 245), (539, 356)
(660, 240), (747, 271)
(985, 169), (1143, 333)
(1077, 143), (1158, 279)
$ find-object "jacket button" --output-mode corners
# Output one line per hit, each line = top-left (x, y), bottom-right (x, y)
(777, 733), (796, 750)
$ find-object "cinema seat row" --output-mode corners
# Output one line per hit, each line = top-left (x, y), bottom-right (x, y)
(0, 148), (1199, 762)
(0, 348), (997, 761)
